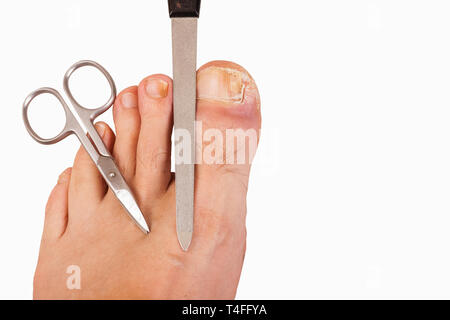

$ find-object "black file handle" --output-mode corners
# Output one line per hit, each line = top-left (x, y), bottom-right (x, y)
(168, 0), (201, 18)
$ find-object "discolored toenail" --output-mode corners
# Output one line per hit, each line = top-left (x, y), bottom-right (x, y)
(145, 79), (168, 99)
(197, 66), (247, 103)
(121, 92), (138, 108)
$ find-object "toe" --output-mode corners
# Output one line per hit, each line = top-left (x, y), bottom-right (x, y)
(196, 60), (261, 175)
(193, 61), (261, 242)
(112, 86), (140, 179)
(43, 168), (71, 240)
(135, 75), (173, 201)
(68, 122), (115, 220)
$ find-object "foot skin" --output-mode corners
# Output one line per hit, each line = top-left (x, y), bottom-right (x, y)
(34, 61), (261, 299)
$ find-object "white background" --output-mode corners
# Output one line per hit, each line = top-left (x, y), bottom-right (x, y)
(1, 0), (450, 299)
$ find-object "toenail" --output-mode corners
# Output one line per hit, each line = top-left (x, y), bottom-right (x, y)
(145, 79), (168, 99)
(197, 67), (247, 103)
(121, 92), (138, 108)
(57, 169), (71, 184)
(57, 174), (67, 184)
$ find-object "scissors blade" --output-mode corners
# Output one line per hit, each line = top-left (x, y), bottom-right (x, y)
(171, 17), (198, 251)
(96, 155), (149, 233)
(116, 189), (149, 234)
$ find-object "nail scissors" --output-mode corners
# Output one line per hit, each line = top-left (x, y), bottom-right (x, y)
(22, 60), (149, 234)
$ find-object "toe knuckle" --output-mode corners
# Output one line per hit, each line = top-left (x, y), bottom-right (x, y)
(138, 148), (170, 172)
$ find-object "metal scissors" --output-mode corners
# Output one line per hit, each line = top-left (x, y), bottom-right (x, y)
(22, 60), (149, 234)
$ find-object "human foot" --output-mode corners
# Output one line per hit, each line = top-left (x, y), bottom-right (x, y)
(33, 61), (261, 299)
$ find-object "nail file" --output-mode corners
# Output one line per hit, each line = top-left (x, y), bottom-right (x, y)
(169, 0), (201, 251)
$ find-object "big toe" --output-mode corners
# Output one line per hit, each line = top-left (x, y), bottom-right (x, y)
(191, 61), (261, 249)
(196, 61), (261, 186)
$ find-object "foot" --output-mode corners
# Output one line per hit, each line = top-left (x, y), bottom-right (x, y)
(33, 61), (261, 299)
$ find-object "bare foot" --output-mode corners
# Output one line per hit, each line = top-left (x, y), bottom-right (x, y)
(33, 61), (261, 299)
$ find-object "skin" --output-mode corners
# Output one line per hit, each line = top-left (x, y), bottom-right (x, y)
(34, 61), (261, 299)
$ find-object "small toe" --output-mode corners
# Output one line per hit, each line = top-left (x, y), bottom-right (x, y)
(135, 75), (173, 201)
(68, 122), (115, 221)
(43, 168), (72, 240)
(112, 86), (140, 179)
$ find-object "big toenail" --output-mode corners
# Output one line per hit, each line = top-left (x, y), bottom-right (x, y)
(121, 92), (138, 108)
(197, 67), (246, 103)
(145, 79), (168, 99)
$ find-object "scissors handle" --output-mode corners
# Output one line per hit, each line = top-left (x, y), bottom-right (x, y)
(22, 60), (116, 145)
(22, 87), (73, 144)
(63, 60), (116, 121)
